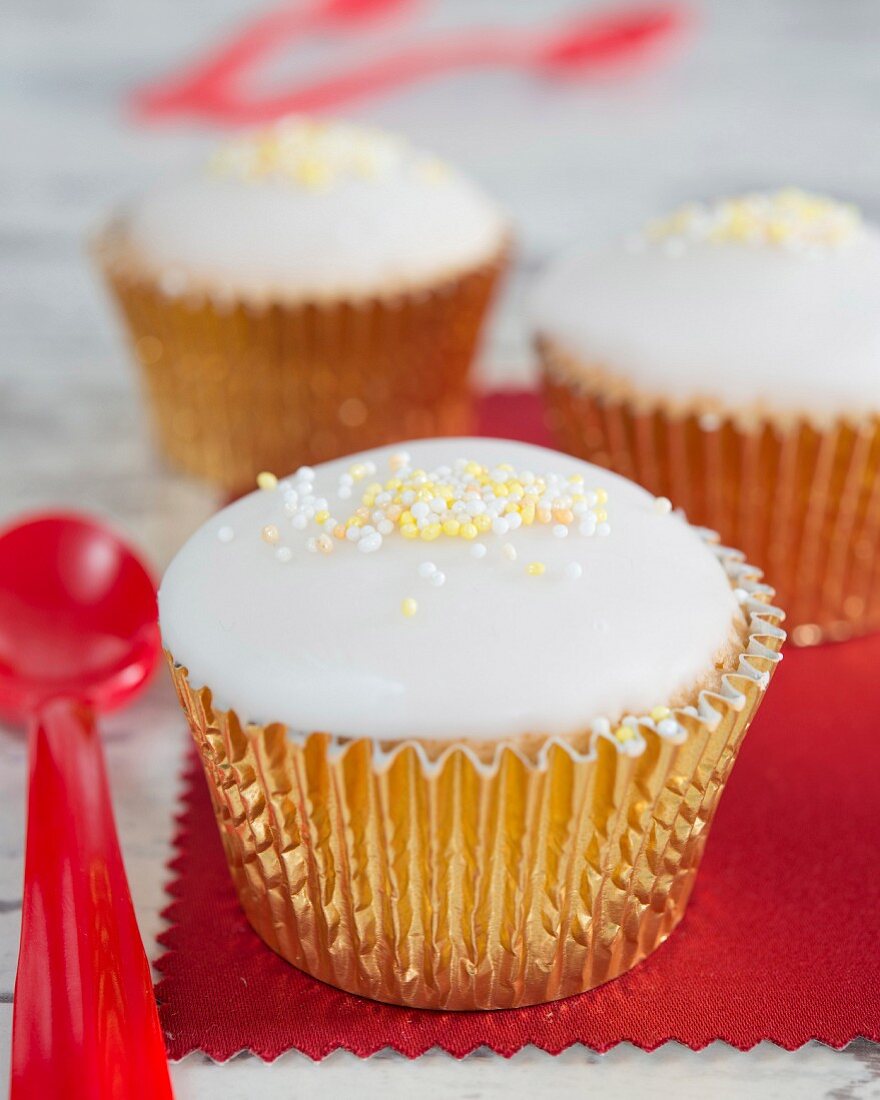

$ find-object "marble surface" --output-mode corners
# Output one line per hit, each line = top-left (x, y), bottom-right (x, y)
(3, 0), (880, 1094)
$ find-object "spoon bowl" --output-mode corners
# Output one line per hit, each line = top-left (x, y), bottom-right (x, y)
(0, 513), (159, 722)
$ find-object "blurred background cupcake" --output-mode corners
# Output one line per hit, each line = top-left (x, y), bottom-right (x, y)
(533, 189), (880, 645)
(96, 117), (508, 494)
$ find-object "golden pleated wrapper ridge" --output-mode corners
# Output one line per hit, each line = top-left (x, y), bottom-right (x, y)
(96, 238), (507, 494)
(167, 546), (783, 1011)
(539, 337), (880, 645)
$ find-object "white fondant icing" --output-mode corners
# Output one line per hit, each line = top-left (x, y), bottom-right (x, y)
(531, 208), (880, 418)
(116, 120), (507, 300)
(159, 439), (743, 741)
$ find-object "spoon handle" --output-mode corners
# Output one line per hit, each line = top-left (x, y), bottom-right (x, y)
(10, 700), (173, 1100)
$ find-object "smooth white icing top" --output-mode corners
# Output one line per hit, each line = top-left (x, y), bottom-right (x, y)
(117, 119), (506, 300)
(159, 439), (741, 742)
(531, 191), (880, 418)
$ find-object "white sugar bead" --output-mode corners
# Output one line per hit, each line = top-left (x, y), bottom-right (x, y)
(471, 543), (487, 559)
(654, 496), (672, 515)
(597, 523), (612, 537)
(553, 524), (568, 539)
(491, 517), (509, 536)
(296, 466), (315, 481)
(346, 526), (362, 542)
(377, 519), (394, 535)
(502, 543), (517, 562)
(429, 571), (446, 587)
(358, 533), (382, 553)
(590, 717), (611, 736)
(506, 513), (522, 531)
(564, 562), (583, 581)
(217, 525), (235, 543)
(657, 718), (680, 737)
(418, 561), (437, 578)
(579, 518), (597, 537)
(291, 514), (308, 531)
(275, 546), (292, 563)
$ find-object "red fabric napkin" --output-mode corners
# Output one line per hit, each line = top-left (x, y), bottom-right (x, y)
(155, 392), (880, 1060)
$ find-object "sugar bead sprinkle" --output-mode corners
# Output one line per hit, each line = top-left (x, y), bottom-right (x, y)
(654, 496), (673, 515)
(401, 597), (419, 618)
(526, 561), (546, 576)
(563, 562), (583, 581)
(260, 455), (612, 557)
(256, 471), (278, 491)
(638, 189), (861, 256)
(217, 525), (235, 543)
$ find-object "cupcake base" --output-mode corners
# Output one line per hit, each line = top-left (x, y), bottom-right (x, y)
(167, 563), (780, 1011)
(98, 245), (506, 494)
(540, 338), (880, 645)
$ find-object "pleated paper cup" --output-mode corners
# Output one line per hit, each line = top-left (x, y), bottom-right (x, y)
(96, 232), (507, 495)
(539, 337), (880, 645)
(167, 540), (783, 1011)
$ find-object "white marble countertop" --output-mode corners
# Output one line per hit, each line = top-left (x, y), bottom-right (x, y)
(3, 0), (880, 1094)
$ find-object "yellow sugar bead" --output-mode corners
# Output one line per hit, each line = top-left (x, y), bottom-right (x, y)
(595, 489), (608, 505)
(315, 510), (330, 525)
(443, 519), (461, 537)
(568, 474), (584, 485)
(614, 725), (635, 743)
(420, 523), (442, 541)
(473, 514), (491, 533)
(526, 561), (546, 576)
(651, 706), (671, 723)
(595, 509), (608, 523)
(504, 502), (521, 515)
(256, 471), (278, 491)
(400, 511), (415, 527)
(401, 524), (418, 539)
(333, 525), (346, 540)
(521, 503), (536, 525)
(401, 597), (419, 618)
(460, 522), (478, 540)
(261, 524), (280, 544)
(386, 478), (402, 491)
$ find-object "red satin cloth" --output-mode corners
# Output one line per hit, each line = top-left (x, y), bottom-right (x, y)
(155, 392), (880, 1060)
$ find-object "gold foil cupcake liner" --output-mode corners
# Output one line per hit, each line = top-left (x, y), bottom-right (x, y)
(539, 338), (880, 644)
(96, 236), (506, 494)
(167, 539), (782, 1011)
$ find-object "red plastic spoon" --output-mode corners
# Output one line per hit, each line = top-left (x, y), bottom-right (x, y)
(0, 514), (171, 1100)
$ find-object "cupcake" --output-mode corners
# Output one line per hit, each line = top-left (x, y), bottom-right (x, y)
(533, 189), (880, 645)
(160, 438), (783, 1010)
(96, 119), (508, 493)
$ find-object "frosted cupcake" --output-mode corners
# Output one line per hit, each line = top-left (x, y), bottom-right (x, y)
(96, 119), (508, 492)
(533, 190), (880, 644)
(160, 437), (782, 1010)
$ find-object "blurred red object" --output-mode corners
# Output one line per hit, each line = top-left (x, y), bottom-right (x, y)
(134, 2), (687, 125)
